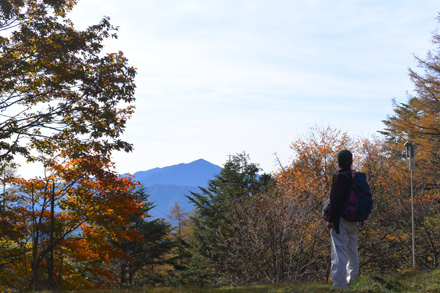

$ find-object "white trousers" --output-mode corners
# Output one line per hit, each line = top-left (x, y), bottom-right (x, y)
(330, 217), (359, 289)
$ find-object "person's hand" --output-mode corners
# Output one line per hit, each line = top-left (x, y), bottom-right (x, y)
(327, 222), (333, 229)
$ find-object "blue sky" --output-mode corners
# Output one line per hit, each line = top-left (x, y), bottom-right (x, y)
(62, 0), (440, 174)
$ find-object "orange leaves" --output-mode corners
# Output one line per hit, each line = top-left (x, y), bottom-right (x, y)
(276, 126), (349, 205)
(0, 0), (141, 288)
(3, 152), (146, 290)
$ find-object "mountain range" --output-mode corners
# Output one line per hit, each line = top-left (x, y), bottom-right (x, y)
(131, 159), (222, 219)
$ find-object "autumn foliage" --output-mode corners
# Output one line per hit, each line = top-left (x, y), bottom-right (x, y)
(0, 154), (139, 290)
(2, 0), (440, 290)
(0, 0), (174, 291)
(185, 126), (440, 286)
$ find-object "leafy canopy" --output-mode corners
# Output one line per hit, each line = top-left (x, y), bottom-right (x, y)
(0, 0), (136, 162)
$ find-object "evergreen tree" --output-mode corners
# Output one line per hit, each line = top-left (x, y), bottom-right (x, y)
(381, 14), (440, 270)
(186, 153), (270, 285)
(107, 186), (174, 288)
(382, 14), (440, 175)
(165, 202), (192, 285)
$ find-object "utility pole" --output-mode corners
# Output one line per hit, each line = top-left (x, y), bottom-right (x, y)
(404, 141), (416, 269)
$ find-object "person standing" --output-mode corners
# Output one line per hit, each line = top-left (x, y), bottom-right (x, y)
(326, 149), (359, 289)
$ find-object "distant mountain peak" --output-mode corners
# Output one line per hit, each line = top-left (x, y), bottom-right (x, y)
(169, 158), (212, 167)
(133, 159), (221, 187)
(132, 159), (222, 218)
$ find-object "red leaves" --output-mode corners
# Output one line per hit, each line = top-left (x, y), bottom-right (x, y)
(2, 152), (144, 289)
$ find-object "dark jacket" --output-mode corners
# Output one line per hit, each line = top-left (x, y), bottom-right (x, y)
(327, 167), (353, 233)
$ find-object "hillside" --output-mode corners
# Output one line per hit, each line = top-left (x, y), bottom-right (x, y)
(131, 159), (222, 219)
(138, 269), (440, 292)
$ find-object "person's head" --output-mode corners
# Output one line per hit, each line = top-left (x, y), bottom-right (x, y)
(337, 149), (352, 169)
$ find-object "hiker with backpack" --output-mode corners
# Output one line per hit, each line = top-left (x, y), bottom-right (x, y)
(325, 149), (373, 289)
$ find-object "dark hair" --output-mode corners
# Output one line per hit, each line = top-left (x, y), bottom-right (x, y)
(338, 149), (353, 168)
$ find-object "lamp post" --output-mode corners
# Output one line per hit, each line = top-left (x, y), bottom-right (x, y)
(404, 141), (416, 268)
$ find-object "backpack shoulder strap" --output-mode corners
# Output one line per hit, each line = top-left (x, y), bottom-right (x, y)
(338, 171), (355, 203)
(339, 170), (354, 186)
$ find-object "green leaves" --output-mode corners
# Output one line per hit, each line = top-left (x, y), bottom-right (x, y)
(187, 153), (271, 285)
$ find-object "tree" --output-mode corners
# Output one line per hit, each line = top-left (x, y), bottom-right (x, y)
(381, 14), (440, 270)
(0, 0), (136, 162)
(167, 202), (190, 238)
(229, 187), (301, 284)
(186, 153), (271, 285)
(274, 126), (352, 282)
(381, 14), (440, 176)
(165, 202), (192, 284)
(274, 126), (414, 279)
(0, 153), (141, 291)
(0, 1), (141, 290)
(105, 187), (174, 289)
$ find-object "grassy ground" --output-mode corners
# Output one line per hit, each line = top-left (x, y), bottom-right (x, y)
(71, 269), (440, 292)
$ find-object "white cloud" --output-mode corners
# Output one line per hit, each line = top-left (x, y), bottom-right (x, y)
(25, 0), (440, 176)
